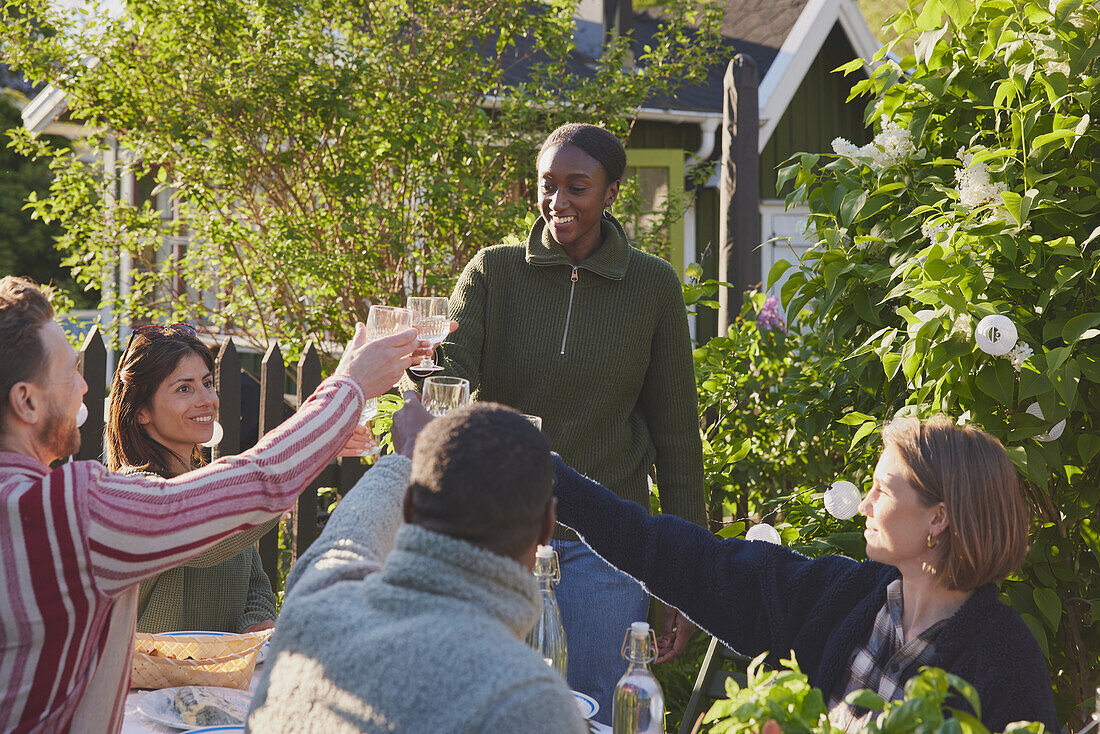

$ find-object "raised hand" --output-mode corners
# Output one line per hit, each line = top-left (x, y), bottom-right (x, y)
(335, 323), (419, 398)
(392, 391), (435, 458)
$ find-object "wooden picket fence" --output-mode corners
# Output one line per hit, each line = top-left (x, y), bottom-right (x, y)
(74, 325), (369, 586)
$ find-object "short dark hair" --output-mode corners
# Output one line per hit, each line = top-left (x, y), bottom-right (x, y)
(105, 328), (216, 477)
(538, 123), (627, 183)
(408, 403), (553, 558)
(0, 276), (56, 425)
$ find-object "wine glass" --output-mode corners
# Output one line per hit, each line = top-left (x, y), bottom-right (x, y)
(365, 304), (415, 341)
(421, 376), (470, 417)
(406, 296), (449, 376)
(357, 398), (381, 458)
(357, 305), (415, 457)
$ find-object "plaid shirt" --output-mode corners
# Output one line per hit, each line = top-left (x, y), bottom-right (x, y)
(827, 579), (948, 732)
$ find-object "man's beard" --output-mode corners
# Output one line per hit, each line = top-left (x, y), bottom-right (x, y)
(40, 402), (81, 461)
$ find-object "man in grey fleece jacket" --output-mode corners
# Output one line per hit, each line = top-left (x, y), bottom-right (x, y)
(246, 396), (588, 734)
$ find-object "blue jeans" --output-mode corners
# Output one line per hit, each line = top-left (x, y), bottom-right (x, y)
(550, 539), (650, 726)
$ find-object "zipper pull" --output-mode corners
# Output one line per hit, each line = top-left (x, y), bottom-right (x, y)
(571, 266), (579, 283)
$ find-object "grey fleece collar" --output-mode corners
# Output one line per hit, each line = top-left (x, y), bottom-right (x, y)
(379, 524), (541, 640)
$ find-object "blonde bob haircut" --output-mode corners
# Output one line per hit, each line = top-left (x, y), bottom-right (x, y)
(881, 415), (1029, 591)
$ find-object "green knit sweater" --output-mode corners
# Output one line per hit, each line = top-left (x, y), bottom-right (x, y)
(123, 468), (278, 633)
(437, 214), (705, 539)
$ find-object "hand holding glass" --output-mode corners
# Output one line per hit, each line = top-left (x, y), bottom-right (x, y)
(407, 296), (449, 375)
(357, 305), (416, 457)
(421, 376), (470, 417)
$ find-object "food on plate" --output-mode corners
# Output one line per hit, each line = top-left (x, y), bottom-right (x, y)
(172, 687), (248, 726)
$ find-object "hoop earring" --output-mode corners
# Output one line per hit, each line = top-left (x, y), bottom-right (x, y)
(602, 207), (612, 219)
(926, 531), (938, 549)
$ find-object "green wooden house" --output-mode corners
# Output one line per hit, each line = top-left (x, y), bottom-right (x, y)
(609, 0), (879, 339)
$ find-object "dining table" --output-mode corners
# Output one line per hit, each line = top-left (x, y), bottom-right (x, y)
(120, 662), (613, 733)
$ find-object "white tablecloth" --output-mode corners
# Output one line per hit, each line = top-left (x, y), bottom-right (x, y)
(121, 664), (614, 733)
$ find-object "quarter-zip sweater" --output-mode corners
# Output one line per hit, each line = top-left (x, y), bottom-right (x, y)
(438, 214), (706, 539)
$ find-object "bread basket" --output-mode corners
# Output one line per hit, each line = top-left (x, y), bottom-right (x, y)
(130, 629), (271, 690)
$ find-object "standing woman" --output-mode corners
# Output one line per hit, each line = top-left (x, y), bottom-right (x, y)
(105, 324), (276, 634)
(434, 123), (706, 719)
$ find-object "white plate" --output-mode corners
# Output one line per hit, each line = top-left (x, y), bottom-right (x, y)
(162, 631), (269, 663)
(571, 690), (599, 719)
(136, 686), (251, 730)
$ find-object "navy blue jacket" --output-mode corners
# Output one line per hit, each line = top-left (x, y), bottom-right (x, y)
(552, 458), (1058, 733)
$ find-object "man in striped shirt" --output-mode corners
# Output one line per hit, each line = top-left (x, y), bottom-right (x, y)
(0, 276), (420, 733)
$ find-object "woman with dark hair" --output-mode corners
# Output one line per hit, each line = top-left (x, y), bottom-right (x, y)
(552, 416), (1058, 732)
(430, 122), (706, 721)
(105, 324), (276, 634)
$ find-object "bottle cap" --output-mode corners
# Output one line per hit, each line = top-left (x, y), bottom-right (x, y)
(630, 621), (650, 636)
(535, 545), (554, 559)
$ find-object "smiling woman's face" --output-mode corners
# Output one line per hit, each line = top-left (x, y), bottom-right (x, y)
(537, 143), (619, 255)
(137, 352), (218, 459)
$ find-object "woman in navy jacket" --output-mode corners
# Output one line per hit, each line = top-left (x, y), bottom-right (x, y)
(552, 416), (1057, 732)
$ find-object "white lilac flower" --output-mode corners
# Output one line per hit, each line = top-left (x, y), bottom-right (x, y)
(831, 137), (860, 158)
(955, 151), (1008, 208)
(832, 122), (915, 169)
(1006, 343), (1034, 372)
(921, 219), (950, 242)
(951, 314), (971, 337)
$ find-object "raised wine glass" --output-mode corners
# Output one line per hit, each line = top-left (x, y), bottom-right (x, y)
(406, 296), (449, 376)
(421, 376), (470, 417)
(358, 305), (416, 457)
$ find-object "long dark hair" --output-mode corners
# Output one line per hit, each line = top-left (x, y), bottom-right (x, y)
(105, 327), (216, 478)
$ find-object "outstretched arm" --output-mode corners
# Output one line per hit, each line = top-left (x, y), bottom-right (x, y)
(552, 456), (856, 659)
(282, 454), (411, 600)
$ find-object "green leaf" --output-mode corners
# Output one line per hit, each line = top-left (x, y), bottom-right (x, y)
(1077, 434), (1100, 464)
(1062, 313), (1100, 343)
(716, 521), (746, 539)
(832, 58), (866, 75)
(1033, 587), (1062, 631)
(941, 0), (976, 24)
(1031, 127), (1077, 149)
(838, 411), (875, 426)
(766, 259), (793, 291)
(850, 420), (878, 451)
(975, 361), (1015, 406)
(1019, 613), (1049, 656)
(915, 23), (950, 66)
(844, 689), (886, 710)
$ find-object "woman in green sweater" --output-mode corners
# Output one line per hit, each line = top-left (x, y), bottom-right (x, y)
(105, 324), (277, 634)
(434, 123), (706, 723)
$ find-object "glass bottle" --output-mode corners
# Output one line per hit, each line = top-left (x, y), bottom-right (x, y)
(525, 544), (567, 678)
(613, 622), (665, 734)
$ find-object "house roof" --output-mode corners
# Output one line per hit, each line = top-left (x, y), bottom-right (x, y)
(633, 0), (880, 151)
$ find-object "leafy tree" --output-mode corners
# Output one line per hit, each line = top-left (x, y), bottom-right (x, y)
(0, 91), (95, 305)
(1, 0), (722, 353)
(766, 0), (1098, 724)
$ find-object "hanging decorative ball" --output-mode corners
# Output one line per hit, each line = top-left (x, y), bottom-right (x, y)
(973, 314), (1018, 356)
(1025, 403), (1066, 442)
(908, 309), (937, 335)
(75, 403), (88, 429)
(745, 523), (782, 545)
(824, 481), (862, 520)
(201, 419), (224, 449)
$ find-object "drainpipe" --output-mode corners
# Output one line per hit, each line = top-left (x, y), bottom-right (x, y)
(683, 117), (720, 342)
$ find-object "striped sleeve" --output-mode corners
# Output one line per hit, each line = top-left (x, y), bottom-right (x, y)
(83, 375), (363, 597)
